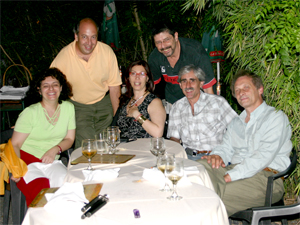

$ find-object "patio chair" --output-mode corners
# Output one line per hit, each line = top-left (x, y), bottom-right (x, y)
(250, 202), (300, 225)
(1, 129), (27, 225)
(229, 147), (298, 225)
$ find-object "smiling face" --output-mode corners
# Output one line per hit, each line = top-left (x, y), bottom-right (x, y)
(75, 20), (98, 57)
(39, 76), (62, 102)
(129, 65), (149, 92)
(153, 31), (178, 57)
(234, 76), (263, 112)
(179, 70), (204, 103)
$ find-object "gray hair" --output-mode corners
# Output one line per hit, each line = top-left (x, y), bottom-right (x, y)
(178, 64), (206, 82)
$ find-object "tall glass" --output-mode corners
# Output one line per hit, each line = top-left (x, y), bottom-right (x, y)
(166, 159), (184, 200)
(81, 139), (97, 170)
(94, 131), (107, 155)
(157, 153), (175, 192)
(106, 126), (120, 154)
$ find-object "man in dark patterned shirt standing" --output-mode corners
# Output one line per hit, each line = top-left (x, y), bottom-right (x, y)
(167, 65), (237, 160)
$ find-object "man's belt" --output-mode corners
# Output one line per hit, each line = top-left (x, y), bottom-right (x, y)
(195, 150), (212, 154)
(263, 167), (279, 174)
(263, 167), (284, 180)
(185, 147), (211, 157)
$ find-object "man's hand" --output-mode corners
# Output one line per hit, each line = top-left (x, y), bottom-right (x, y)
(224, 174), (232, 183)
(11, 176), (21, 183)
(201, 154), (226, 169)
(41, 148), (57, 164)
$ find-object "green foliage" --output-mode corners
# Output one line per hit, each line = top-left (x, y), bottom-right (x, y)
(184, 0), (300, 195)
(115, 1), (206, 69)
(1, 1), (104, 85)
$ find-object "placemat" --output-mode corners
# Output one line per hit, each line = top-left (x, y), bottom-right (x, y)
(71, 154), (135, 165)
(29, 183), (103, 208)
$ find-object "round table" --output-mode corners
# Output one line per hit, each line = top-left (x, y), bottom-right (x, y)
(22, 139), (229, 225)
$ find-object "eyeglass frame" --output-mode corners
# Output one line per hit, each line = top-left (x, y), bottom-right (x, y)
(129, 71), (148, 77)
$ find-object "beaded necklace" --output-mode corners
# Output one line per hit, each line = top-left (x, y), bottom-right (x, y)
(129, 91), (148, 108)
(43, 104), (61, 126)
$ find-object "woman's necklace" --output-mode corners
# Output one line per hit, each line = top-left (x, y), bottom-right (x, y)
(129, 91), (148, 108)
(43, 104), (61, 126)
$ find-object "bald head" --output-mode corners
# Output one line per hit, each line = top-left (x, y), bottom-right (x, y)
(73, 18), (99, 35)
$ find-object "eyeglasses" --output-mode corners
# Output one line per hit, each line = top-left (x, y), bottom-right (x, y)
(129, 72), (147, 77)
(154, 37), (172, 45)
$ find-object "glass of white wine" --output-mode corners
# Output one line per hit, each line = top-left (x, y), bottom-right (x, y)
(106, 126), (120, 154)
(157, 153), (175, 192)
(82, 139), (97, 170)
(166, 159), (184, 200)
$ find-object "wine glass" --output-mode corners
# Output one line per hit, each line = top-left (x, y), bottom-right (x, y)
(106, 126), (120, 154)
(81, 139), (97, 170)
(166, 159), (184, 200)
(157, 153), (175, 192)
(150, 137), (166, 166)
(94, 131), (107, 155)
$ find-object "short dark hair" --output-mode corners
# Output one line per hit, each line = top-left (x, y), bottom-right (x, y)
(25, 68), (73, 105)
(231, 69), (264, 97)
(152, 22), (176, 37)
(73, 18), (99, 35)
(119, 60), (154, 107)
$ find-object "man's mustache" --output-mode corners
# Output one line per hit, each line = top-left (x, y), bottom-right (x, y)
(185, 88), (194, 92)
(160, 46), (171, 51)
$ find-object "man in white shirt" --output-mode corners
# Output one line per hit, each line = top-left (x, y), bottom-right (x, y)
(199, 69), (292, 216)
(167, 64), (237, 160)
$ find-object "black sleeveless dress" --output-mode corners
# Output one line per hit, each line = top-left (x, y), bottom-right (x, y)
(117, 93), (156, 139)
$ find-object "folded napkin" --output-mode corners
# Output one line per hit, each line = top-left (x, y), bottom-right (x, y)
(142, 167), (165, 185)
(44, 182), (88, 217)
(23, 160), (67, 187)
(142, 167), (194, 187)
(83, 168), (120, 182)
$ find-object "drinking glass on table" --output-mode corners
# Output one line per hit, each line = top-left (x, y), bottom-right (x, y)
(82, 139), (97, 170)
(166, 159), (184, 200)
(106, 126), (120, 154)
(95, 131), (107, 155)
(157, 153), (175, 192)
(150, 137), (166, 166)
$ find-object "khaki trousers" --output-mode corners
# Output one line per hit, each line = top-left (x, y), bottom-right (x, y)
(70, 95), (113, 149)
(197, 159), (284, 216)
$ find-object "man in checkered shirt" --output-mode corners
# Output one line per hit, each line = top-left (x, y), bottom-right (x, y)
(167, 64), (237, 160)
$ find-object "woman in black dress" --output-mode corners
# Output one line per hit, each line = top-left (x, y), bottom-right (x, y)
(115, 60), (166, 139)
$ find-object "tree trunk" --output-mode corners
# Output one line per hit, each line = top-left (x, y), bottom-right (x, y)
(133, 4), (147, 62)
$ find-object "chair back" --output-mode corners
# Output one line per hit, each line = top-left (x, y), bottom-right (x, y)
(284, 147), (298, 179)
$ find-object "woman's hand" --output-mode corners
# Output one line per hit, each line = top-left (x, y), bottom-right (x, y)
(41, 147), (58, 164)
(11, 176), (21, 183)
(127, 105), (140, 119)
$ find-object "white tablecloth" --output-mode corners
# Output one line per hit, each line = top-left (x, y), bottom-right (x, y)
(22, 139), (229, 225)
